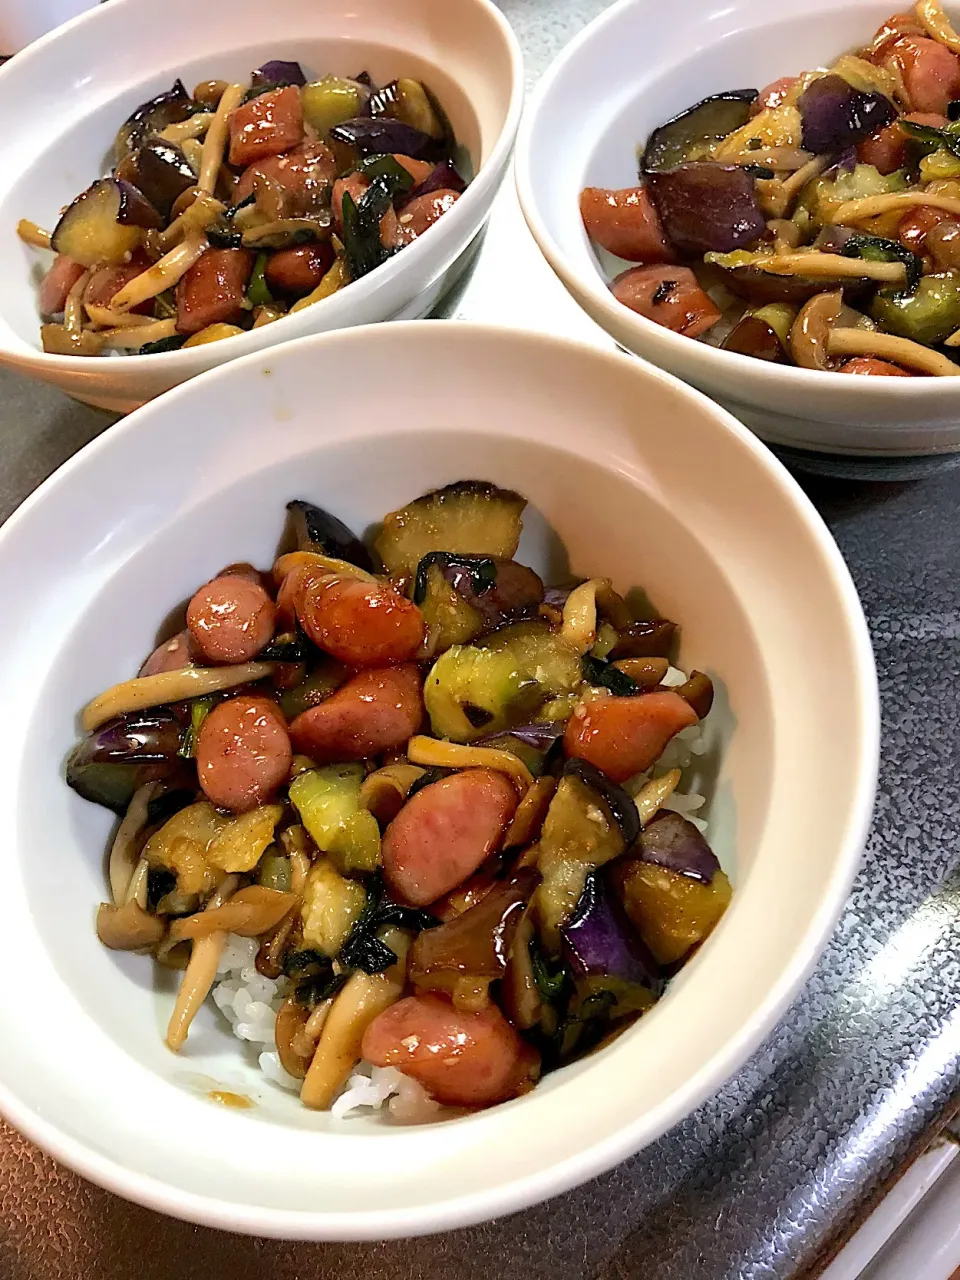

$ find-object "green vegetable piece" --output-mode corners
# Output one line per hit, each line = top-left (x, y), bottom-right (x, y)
(248, 252), (274, 308)
(341, 178), (394, 281)
(802, 163), (906, 229)
(842, 232), (922, 293)
(301, 76), (364, 137)
(871, 272), (960, 345)
(357, 153), (416, 199)
(412, 551), (497, 605)
(749, 302), (798, 345)
(424, 621), (583, 743)
(257, 847), (292, 892)
(140, 334), (187, 355)
(581, 655), (640, 697)
(289, 765), (381, 874)
(179, 696), (214, 759)
(900, 117), (960, 158)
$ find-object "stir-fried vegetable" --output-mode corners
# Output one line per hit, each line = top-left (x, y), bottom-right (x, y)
(580, 3), (960, 375)
(69, 483), (731, 1118)
(22, 64), (470, 358)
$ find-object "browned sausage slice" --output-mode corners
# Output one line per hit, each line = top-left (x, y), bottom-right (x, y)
(186, 574), (277, 664)
(580, 186), (677, 263)
(611, 265), (721, 338)
(196, 695), (292, 812)
(176, 248), (255, 335)
(265, 244), (335, 296)
(288, 665), (423, 763)
(228, 86), (304, 168)
(381, 769), (518, 906)
(295, 575), (424, 666)
(361, 993), (539, 1106)
(563, 690), (699, 782)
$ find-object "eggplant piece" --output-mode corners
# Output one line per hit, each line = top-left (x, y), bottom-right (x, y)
(609, 619), (677, 660)
(797, 74), (896, 156)
(409, 869), (540, 1006)
(120, 140), (195, 219)
(636, 811), (719, 882)
(51, 178), (144, 267)
(329, 116), (444, 161)
(375, 480), (526, 577)
(286, 499), (373, 570)
(114, 179), (163, 229)
(301, 76), (367, 136)
(413, 552), (544, 626)
(560, 871), (663, 1014)
(367, 78), (446, 140)
(251, 60), (307, 93)
(66, 709), (185, 813)
(647, 164), (766, 255)
(477, 721), (566, 778)
(562, 758), (640, 846)
(115, 79), (196, 159)
(613, 843), (733, 966)
(641, 89), (758, 174)
(871, 273), (960, 345)
(424, 620), (583, 743)
(721, 314), (786, 361)
(415, 561), (485, 655)
(402, 160), (467, 206)
(535, 764), (633, 950)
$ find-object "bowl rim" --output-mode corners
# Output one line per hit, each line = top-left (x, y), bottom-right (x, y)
(514, 0), (953, 401)
(0, 320), (880, 1238)
(0, 0), (524, 375)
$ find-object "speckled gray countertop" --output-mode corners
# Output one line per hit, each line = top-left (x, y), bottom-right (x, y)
(2, 2), (960, 1277)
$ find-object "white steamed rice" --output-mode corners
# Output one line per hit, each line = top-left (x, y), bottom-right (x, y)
(209, 663), (711, 1117)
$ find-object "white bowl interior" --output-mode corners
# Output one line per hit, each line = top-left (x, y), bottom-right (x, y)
(517, 0), (960, 452)
(0, 324), (876, 1236)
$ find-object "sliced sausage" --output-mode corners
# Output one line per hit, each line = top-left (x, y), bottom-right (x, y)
(38, 255), (86, 317)
(176, 248), (254, 335)
(295, 575), (424, 666)
(332, 173), (369, 231)
(751, 77), (798, 115)
(361, 993), (539, 1106)
(381, 769), (518, 906)
(196, 695), (292, 812)
(186, 573), (277, 664)
(840, 357), (912, 376)
(857, 111), (948, 175)
(288, 664), (423, 763)
(883, 37), (960, 114)
(139, 629), (198, 676)
(234, 142), (337, 213)
(264, 243), (335, 296)
(384, 190), (459, 249)
(611, 265), (721, 338)
(228, 86), (304, 169)
(393, 154), (434, 183)
(563, 689), (699, 782)
(579, 186), (677, 263)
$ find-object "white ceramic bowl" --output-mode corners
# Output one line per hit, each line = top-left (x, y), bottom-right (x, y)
(516, 0), (960, 460)
(0, 0), (521, 413)
(0, 323), (878, 1238)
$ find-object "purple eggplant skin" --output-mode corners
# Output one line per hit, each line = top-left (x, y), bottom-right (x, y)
(560, 871), (664, 1011)
(115, 179), (163, 230)
(251, 60), (307, 92)
(120, 140), (196, 219)
(636, 811), (720, 884)
(425, 553), (544, 626)
(401, 160), (467, 206)
(478, 721), (566, 753)
(648, 163), (766, 255)
(286, 499), (374, 571)
(66, 708), (185, 813)
(114, 79), (195, 159)
(641, 89), (758, 174)
(798, 74), (896, 155)
(562, 758), (641, 848)
(329, 116), (443, 161)
(716, 263), (865, 306)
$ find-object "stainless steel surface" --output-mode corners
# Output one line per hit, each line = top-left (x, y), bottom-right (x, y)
(2, 3), (960, 1276)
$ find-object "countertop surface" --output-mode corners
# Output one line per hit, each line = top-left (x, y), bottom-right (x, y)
(2, 3), (960, 1277)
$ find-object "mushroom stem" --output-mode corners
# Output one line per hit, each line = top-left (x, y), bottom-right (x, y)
(406, 735), (533, 792)
(109, 782), (159, 905)
(827, 328), (960, 375)
(165, 875), (239, 1052)
(81, 661), (276, 732)
(832, 191), (960, 224)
